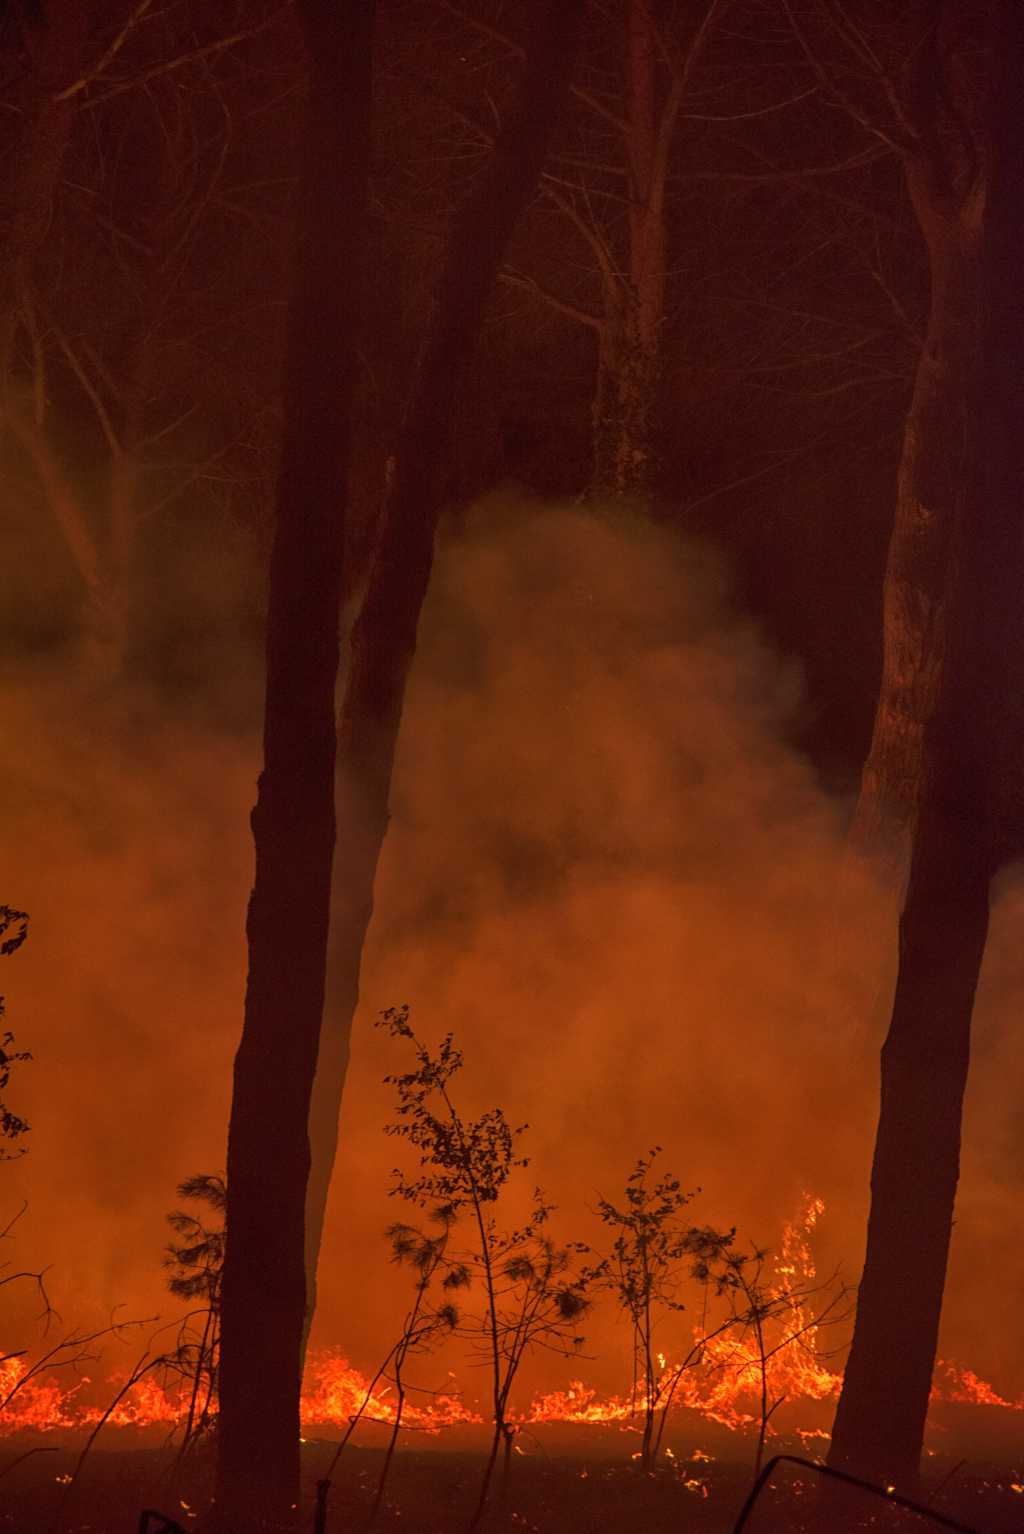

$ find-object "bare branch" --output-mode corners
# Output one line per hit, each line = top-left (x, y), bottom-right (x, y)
(781, 0), (916, 156)
(498, 267), (602, 329)
(683, 87), (819, 122)
(678, 142), (891, 182)
(1, 403), (103, 593)
(54, 0), (157, 102)
(50, 324), (122, 457)
(540, 179), (622, 295)
(820, 0), (920, 148)
(78, 9), (290, 112)
(436, 0), (629, 132)
(0, 1446), (59, 1481)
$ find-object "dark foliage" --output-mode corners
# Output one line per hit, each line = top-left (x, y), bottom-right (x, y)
(0, 906), (30, 1156)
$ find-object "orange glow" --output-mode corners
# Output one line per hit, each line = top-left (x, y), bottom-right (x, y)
(301, 1353), (481, 1432)
(932, 1363), (1024, 1411)
(4, 1198), (1023, 1441)
(524, 1381), (635, 1425)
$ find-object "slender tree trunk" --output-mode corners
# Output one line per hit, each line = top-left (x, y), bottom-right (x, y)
(302, 0), (585, 1360)
(592, 0), (666, 501)
(0, 4), (93, 636)
(215, 4), (372, 1527)
(829, 1), (1024, 1491)
(82, 342), (148, 679)
(0, 0), (87, 380)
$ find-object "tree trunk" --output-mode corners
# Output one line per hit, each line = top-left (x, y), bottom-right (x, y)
(591, 0), (667, 501)
(848, 212), (981, 861)
(827, 828), (989, 1489)
(829, 0), (1024, 1491)
(301, 0), (585, 1357)
(592, 296), (662, 502)
(215, 4), (372, 1527)
(0, 1), (87, 379)
(0, 4), (91, 628)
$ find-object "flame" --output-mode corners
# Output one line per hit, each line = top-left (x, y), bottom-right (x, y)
(666, 1194), (840, 1430)
(526, 1195), (841, 1435)
(932, 1363), (1024, 1411)
(301, 1352), (480, 1433)
(4, 1197), (1024, 1442)
(524, 1381), (634, 1425)
(0, 1358), (188, 1434)
(0, 1357), (91, 1432)
(101, 1372), (189, 1429)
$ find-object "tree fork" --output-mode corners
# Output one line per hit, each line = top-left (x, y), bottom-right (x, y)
(302, 0), (586, 1362)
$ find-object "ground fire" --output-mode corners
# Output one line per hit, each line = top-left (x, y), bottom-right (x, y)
(3, 1201), (1020, 1444)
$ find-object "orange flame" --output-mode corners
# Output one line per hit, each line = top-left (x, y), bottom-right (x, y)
(4, 1198), (1023, 1441)
(301, 1352), (480, 1433)
(524, 1381), (635, 1426)
(932, 1363), (1024, 1412)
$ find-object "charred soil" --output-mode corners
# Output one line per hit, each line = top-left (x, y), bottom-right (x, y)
(2, 1439), (1023, 1534)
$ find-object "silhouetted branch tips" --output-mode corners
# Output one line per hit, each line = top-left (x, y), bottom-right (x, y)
(377, 1008), (594, 1528)
(0, 908), (31, 1157)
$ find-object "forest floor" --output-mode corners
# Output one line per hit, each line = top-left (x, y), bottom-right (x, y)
(1, 1429), (1022, 1534)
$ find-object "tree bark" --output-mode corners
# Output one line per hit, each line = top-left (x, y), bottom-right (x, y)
(216, 3), (372, 1527)
(301, 0), (585, 1356)
(829, 0), (1024, 1490)
(591, 0), (668, 501)
(848, 172), (983, 861)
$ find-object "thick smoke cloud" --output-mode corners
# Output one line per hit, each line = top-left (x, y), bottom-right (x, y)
(2, 496), (1022, 1402)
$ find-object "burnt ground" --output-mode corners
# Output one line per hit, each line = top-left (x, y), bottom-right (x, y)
(1, 1425), (1023, 1534)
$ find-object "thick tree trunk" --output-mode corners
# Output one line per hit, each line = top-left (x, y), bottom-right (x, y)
(216, 4), (372, 1527)
(827, 828), (989, 1489)
(301, 0), (585, 1355)
(849, 213), (981, 861)
(829, 1), (1024, 1491)
(592, 306), (662, 502)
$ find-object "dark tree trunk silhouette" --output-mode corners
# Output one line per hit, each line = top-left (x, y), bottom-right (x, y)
(590, 0), (670, 501)
(216, 2), (372, 1526)
(302, 0), (585, 1352)
(590, 0), (729, 500)
(0, 7), (237, 681)
(830, 0), (1024, 1490)
(0, 1), (87, 375)
(0, 3), (88, 605)
(492, 0), (731, 503)
(849, 228), (979, 861)
(849, 2), (1005, 861)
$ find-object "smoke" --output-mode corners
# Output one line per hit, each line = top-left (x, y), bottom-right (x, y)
(2, 492), (1022, 1404)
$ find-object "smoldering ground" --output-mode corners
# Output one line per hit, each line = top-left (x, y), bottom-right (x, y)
(2, 494), (1023, 1405)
